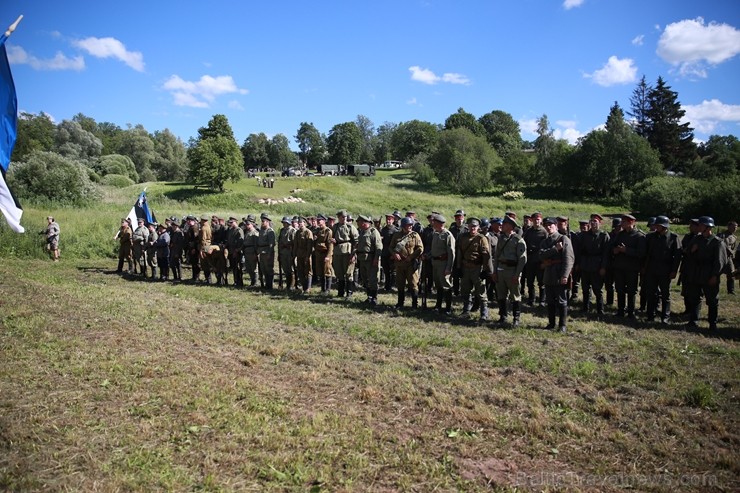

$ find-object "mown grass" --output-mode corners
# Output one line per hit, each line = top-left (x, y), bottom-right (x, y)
(1, 173), (738, 491)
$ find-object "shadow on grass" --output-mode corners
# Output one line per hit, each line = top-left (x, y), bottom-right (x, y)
(162, 185), (221, 202)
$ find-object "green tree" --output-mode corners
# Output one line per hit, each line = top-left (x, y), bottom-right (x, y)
(627, 75), (652, 139)
(11, 112), (55, 162)
(691, 134), (740, 178)
(294, 122), (326, 167)
(391, 120), (439, 161)
(497, 149), (534, 190)
(54, 120), (103, 166)
(428, 127), (502, 194)
(355, 114), (376, 163)
(326, 122), (363, 164)
(187, 114), (243, 191)
(444, 107), (485, 137)
(373, 121), (397, 164)
(96, 154), (139, 182)
(117, 125), (157, 181)
(533, 114), (556, 182)
(268, 134), (298, 170)
(478, 110), (522, 160)
(645, 76), (697, 171)
(152, 129), (188, 181)
(7, 151), (100, 205)
(242, 133), (271, 170)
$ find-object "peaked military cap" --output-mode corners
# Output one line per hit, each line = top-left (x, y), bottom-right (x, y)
(578, 219), (589, 225)
(156, 222), (166, 229)
(357, 214), (372, 223)
(337, 210), (347, 217)
(137, 217), (145, 223)
(228, 216), (238, 223)
(316, 213), (327, 221)
(544, 217), (557, 225)
(621, 213), (636, 221)
(200, 215), (210, 222)
(556, 216), (569, 222)
(328, 215), (337, 221)
(467, 217), (480, 227)
(531, 211), (542, 218)
(505, 210), (517, 218)
(260, 213), (270, 221)
(503, 215), (519, 228)
(186, 215), (197, 221)
(431, 213), (446, 224)
(590, 213), (603, 221)
(246, 214), (256, 223)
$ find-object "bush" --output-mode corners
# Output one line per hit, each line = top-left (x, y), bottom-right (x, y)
(100, 174), (135, 188)
(631, 176), (702, 221)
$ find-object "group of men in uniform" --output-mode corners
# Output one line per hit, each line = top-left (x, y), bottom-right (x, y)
(114, 208), (737, 332)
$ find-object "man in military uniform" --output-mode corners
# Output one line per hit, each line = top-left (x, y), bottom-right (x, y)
(185, 215), (200, 281)
(132, 217), (149, 276)
(390, 217), (424, 309)
(314, 214), (334, 293)
(380, 213), (400, 292)
(683, 216), (728, 331)
(420, 212), (437, 307)
(679, 218), (701, 315)
(169, 217), (185, 282)
(154, 223), (170, 281)
(522, 212), (547, 306)
(449, 209), (468, 296)
(606, 214), (646, 319)
(240, 216), (258, 286)
(226, 217), (245, 287)
(332, 210), (359, 298)
(116, 218), (134, 274)
(278, 216), (296, 290)
(42, 216), (61, 262)
(457, 217), (493, 321)
(428, 213), (455, 315)
(486, 217), (503, 303)
(580, 214), (610, 318)
(198, 215), (213, 283)
(356, 215), (383, 306)
(539, 217), (575, 332)
(146, 222), (159, 280)
(604, 217), (622, 305)
(257, 213), (276, 290)
(493, 216), (527, 326)
(405, 210), (423, 235)
(643, 216), (681, 324)
(718, 221), (737, 294)
(293, 217), (314, 293)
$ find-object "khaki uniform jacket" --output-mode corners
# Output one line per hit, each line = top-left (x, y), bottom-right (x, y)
(293, 228), (314, 257)
(279, 226), (296, 255)
(314, 226), (334, 258)
(430, 228), (455, 272)
(493, 233), (527, 277)
(357, 226), (382, 259)
(538, 232), (575, 285)
(390, 231), (423, 262)
(243, 228), (259, 255)
(199, 222), (212, 253)
(684, 234), (728, 284)
(226, 226), (245, 257)
(257, 227), (276, 255)
(118, 225), (133, 255)
(333, 222), (358, 255)
(456, 232), (492, 274)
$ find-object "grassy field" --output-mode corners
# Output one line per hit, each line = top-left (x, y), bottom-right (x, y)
(1, 171), (738, 492)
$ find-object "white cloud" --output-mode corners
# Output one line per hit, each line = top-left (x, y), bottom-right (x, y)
(73, 37), (145, 72)
(556, 120), (577, 129)
(519, 118), (539, 135)
(162, 74), (249, 108)
(409, 65), (470, 85)
(683, 99), (740, 134)
(553, 127), (584, 144)
(632, 35), (644, 46)
(563, 0), (585, 10)
(406, 97), (418, 105)
(657, 17), (740, 78)
(584, 56), (637, 86)
(227, 100), (244, 111)
(7, 45), (85, 71)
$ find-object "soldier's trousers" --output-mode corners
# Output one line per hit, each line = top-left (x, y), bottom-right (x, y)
(170, 253), (182, 280)
(316, 253), (333, 284)
(432, 260), (453, 292)
(146, 249), (157, 276)
(524, 261), (544, 299)
(496, 267), (522, 303)
(613, 269), (639, 314)
(295, 256), (312, 291)
(461, 267), (487, 306)
(229, 254), (243, 286)
(279, 250), (295, 289)
(187, 251), (200, 280)
(684, 282), (719, 325)
(395, 259), (419, 293)
(643, 272), (672, 319)
(421, 260), (434, 294)
(133, 244), (146, 273)
(157, 255), (169, 279)
(580, 270), (605, 312)
(381, 254), (395, 290)
(244, 253), (258, 285)
(357, 255), (379, 292)
(333, 253), (355, 284)
(258, 252), (274, 288)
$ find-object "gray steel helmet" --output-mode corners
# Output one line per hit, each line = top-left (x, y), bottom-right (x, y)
(400, 217), (414, 227)
(698, 216), (715, 228)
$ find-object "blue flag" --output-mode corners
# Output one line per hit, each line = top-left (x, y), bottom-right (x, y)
(0, 30), (24, 233)
(125, 191), (157, 228)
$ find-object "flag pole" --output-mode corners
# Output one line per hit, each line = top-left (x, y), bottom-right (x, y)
(5, 15), (23, 37)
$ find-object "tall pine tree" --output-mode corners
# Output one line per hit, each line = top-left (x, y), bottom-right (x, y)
(627, 75), (652, 139)
(645, 77), (697, 172)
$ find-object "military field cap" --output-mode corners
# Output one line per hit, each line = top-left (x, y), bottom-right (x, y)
(228, 216), (238, 223)
(200, 214), (210, 221)
(556, 216), (569, 222)
(491, 217), (503, 225)
(211, 215), (219, 220)
(121, 217), (128, 222)
(621, 214), (636, 221)
(590, 213), (603, 221)
(467, 217), (480, 227)
(316, 213), (327, 221)
(246, 214), (256, 223)
(405, 210), (416, 216)
(431, 213), (446, 224)
(297, 216), (306, 223)
(503, 216), (519, 228)
(531, 211), (542, 218)
(149, 221), (158, 227)
(455, 209), (465, 216)
(544, 217), (557, 225)
(524, 214), (531, 219)
(655, 216), (670, 228)
(386, 212), (396, 218)
(357, 214), (372, 223)
(157, 222), (166, 229)
(337, 210), (347, 217)
(505, 210), (517, 218)
(186, 215), (197, 221)
(328, 215), (337, 221)
(137, 217), (145, 222)
(699, 216), (715, 227)
(578, 219), (589, 224)
(647, 217), (656, 226)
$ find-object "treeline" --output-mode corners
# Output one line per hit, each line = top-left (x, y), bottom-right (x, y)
(6, 76), (739, 223)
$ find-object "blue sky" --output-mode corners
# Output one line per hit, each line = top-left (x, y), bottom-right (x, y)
(2, 0), (739, 149)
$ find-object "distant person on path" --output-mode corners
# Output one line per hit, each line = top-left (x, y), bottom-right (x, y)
(41, 216), (60, 261)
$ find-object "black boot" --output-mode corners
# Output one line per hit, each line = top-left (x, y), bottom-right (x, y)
(395, 291), (405, 309)
(444, 291), (453, 315)
(627, 295), (636, 320)
(337, 280), (345, 297)
(462, 301), (471, 315)
(479, 302), (489, 322)
(369, 289), (378, 307)
(558, 305), (568, 332)
(497, 300), (508, 325)
(538, 287), (546, 307)
(116, 259), (124, 273)
(346, 280), (354, 298)
(596, 296), (605, 319)
(581, 295), (591, 313)
(411, 291), (419, 308)
(434, 291), (443, 311)
(546, 305), (557, 330)
(616, 293), (626, 317)
(512, 301), (521, 327)
(151, 267), (157, 280)
(660, 300), (671, 325)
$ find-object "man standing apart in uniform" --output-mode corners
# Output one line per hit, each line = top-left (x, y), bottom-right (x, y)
(293, 217), (314, 294)
(390, 217), (424, 309)
(539, 217), (575, 332)
(643, 216), (681, 324)
(198, 215), (213, 283)
(684, 216), (728, 331)
(332, 210), (359, 298)
(42, 216), (61, 262)
(132, 217), (148, 276)
(116, 218), (133, 274)
(718, 221), (737, 294)
(457, 217), (493, 322)
(314, 214), (334, 294)
(356, 215), (383, 306)
(278, 216), (296, 290)
(429, 214), (455, 315)
(493, 216), (527, 326)
(606, 214), (646, 319)
(257, 213), (276, 290)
